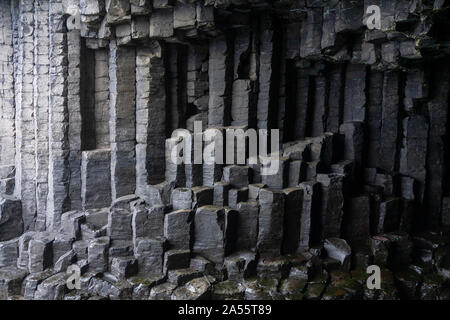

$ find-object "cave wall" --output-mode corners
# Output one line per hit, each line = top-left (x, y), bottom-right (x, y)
(0, 0), (449, 300)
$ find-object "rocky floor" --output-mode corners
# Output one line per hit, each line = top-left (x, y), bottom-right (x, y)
(1, 229), (450, 300)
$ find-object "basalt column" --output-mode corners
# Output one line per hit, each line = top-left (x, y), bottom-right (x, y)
(136, 41), (166, 197)
(16, 0), (37, 231)
(0, 1), (16, 196)
(109, 41), (136, 200)
(34, 0), (51, 230)
(46, 0), (70, 230)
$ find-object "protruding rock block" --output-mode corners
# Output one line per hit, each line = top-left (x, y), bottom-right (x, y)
(236, 201), (259, 252)
(213, 182), (230, 207)
(134, 237), (166, 275)
(261, 156), (289, 190)
(257, 189), (285, 254)
(111, 256), (138, 279)
(228, 187), (248, 209)
(223, 165), (249, 189)
(324, 238), (351, 269)
(288, 160), (305, 187)
(282, 187), (303, 254)
(106, 0), (131, 25)
(192, 186), (213, 209)
(88, 236), (110, 273)
(34, 272), (70, 300)
(193, 206), (227, 264)
(107, 208), (132, 241)
(61, 211), (86, 239)
(52, 234), (75, 264)
(172, 188), (192, 211)
(0, 238), (19, 268)
(132, 203), (165, 243)
(0, 195), (24, 241)
(28, 233), (55, 273)
(163, 249), (190, 274)
(17, 232), (36, 269)
(316, 174), (345, 239)
(248, 183), (265, 201)
(164, 209), (193, 250)
(298, 181), (320, 251)
(173, 3), (196, 30)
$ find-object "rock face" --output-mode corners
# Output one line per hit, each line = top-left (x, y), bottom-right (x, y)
(0, 0), (449, 300)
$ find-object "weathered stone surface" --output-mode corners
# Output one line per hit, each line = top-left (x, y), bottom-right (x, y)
(134, 237), (166, 275)
(111, 256), (138, 279)
(132, 202), (165, 243)
(0, 266), (27, 299)
(107, 208), (132, 241)
(193, 206), (226, 264)
(164, 209), (193, 250)
(0, 195), (24, 241)
(28, 232), (54, 273)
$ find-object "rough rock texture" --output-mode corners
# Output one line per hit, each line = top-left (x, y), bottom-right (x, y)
(0, 0), (449, 300)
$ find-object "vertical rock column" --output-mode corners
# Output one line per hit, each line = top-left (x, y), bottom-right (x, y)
(399, 116), (428, 202)
(343, 64), (366, 122)
(257, 189), (285, 254)
(231, 29), (255, 128)
(34, 0), (51, 230)
(187, 44), (209, 125)
(165, 44), (183, 133)
(257, 14), (275, 130)
(136, 41), (166, 197)
(16, 0), (37, 231)
(426, 62), (449, 229)
(365, 71), (383, 168)
(109, 41), (136, 200)
(326, 64), (344, 133)
(94, 50), (110, 149)
(379, 71), (400, 173)
(67, 24), (82, 215)
(294, 66), (310, 140)
(46, 0), (70, 230)
(317, 173), (345, 239)
(208, 35), (233, 127)
(0, 1), (16, 195)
